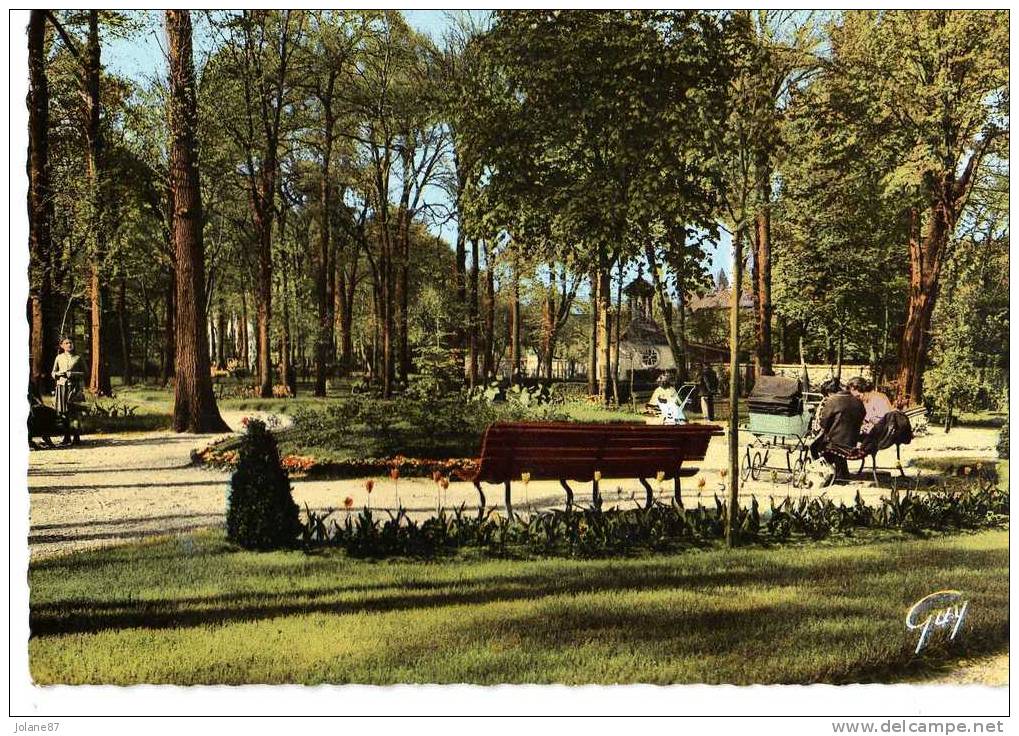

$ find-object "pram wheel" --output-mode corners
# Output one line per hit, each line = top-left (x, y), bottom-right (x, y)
(750, 451), (764, 481)
(791, 456), (807, 488)
(739, 450), (752, 482)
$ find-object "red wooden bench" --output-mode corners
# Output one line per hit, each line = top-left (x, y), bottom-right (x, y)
(470, 421), (723, 516)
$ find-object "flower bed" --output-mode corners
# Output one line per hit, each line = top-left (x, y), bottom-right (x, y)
(193, 439), (479, 480)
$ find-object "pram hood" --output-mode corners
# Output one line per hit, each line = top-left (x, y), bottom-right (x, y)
(748, 375), (802, 417)
(749, 375), (801, 403)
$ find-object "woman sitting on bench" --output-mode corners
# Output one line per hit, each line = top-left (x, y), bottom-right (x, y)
(647, 373), (684, 425)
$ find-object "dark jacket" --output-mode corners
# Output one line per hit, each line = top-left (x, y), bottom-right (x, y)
(818, 391), (865, 448)
(699, 368), (719, 396)
(860, 410), (914, 454)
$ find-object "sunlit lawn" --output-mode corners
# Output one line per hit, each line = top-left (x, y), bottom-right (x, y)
(29, 527), (1008, 685)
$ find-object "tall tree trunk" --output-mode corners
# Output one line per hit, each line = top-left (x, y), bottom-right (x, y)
(140, 282), (150, 383)
(612, 259), (623, 404)
(510, 260), (521, 385)
(166, 9), (229, 433)
(587, 269), (598, 395)
(117, 276), (132, 385)
(482, 239), (496, 380)
(28, 10), (54, 395)
(254, 193), (274, 398)
(85, 11), (111, 396)
(340, 250), (357, 377)
(597, 249), (612, 404)
(645, 240), (685, 383)
(452, 158), (468, 378)
(725, 225), (745, 548)
(467, 238), (479, 388)
(238, 289), (249, 370)
(897, 205), (948, 406)
(160, 274), (175, 386)
(208, 313), (217, 369)
(753, 160), (774, 377)
(215, 297), (227, 368)
(315, 90), (335, 396)
(541, 266), (556, 380)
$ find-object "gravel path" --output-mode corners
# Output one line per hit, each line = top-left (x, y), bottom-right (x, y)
(927, 652), (1009, 686)
(27, 416), (1000, 560)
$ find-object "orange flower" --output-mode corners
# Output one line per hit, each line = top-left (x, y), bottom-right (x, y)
(389, 467), (400, 481)
(720, 468), (728, 479)
(439, 477), (450, 490)
(432, 470), (443, 483)
(365, 479), (375, 494)
(344, 496), (354, 509)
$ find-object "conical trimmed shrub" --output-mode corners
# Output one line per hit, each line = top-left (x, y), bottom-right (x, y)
(226, 418), (301, 550)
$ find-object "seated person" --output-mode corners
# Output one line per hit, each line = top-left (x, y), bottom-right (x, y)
(813, 384), (865, 481)
(647, 373), (684, 425)
(847, 376), (893, 437)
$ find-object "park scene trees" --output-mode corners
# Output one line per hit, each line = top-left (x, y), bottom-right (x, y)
(22, 10), (1009, 690)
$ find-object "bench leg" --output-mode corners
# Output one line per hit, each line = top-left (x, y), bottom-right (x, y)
(473, 481), (486, 517)
(674, 465), (683, 507)
(871, 454), (879, 487)
(896, 445), (905, 477)
(592, 477), (601, 510)
(504, 480), (513, 520)
(559, 479), (574, 510)
(638, 478), (654, 509)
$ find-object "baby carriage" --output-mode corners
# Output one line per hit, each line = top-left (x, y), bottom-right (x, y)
(739, 375), (826, 487)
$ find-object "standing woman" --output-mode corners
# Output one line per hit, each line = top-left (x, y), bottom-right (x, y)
(52, 337), (84, 445)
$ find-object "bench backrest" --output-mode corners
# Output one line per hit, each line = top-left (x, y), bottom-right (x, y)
(473, 421), (723, 483)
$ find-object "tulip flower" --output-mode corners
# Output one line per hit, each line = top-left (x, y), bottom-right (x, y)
(390, 467), (401, 508)
(344, 496), (354, 509)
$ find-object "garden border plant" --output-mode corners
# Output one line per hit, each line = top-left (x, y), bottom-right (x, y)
(298, 468), (1008, 559)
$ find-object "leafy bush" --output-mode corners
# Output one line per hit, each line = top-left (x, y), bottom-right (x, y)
(997, 417), (1008, 459)
(288, 394), (566, 461)
(226, 419), (301, 550)
(406, 344), (462, 400)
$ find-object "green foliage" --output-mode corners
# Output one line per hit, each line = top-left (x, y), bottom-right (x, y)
(226, 419), (301, 550)
(406, 343), (462, 400)
(288, 394), (566, 462)
(997, 418), (1008, 460)
(300, 476), (1008, 558)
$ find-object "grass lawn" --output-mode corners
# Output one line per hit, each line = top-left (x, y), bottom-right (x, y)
(29, 527), (1007, 685)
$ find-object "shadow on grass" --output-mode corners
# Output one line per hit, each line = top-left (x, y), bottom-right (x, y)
(30, 544), (1005, 629)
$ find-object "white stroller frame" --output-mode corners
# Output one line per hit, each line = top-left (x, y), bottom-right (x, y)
(652, 382), (698, 425)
